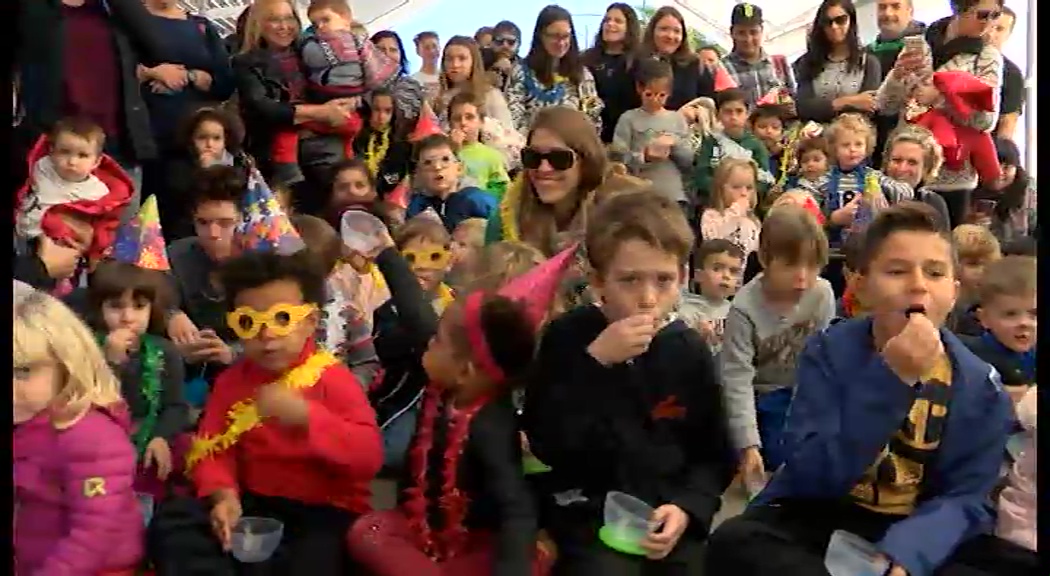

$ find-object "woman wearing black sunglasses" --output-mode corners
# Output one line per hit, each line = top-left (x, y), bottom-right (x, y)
(793, 0), (882, 125)
(880, 0), (1004, 229)
(484, 107), (607, 258)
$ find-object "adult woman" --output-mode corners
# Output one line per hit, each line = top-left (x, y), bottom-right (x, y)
(792, 0), (881, 124)
(582, 3), (642, 143)
(371, 30), (427, 119)
(880, 0), (1003, 227)
(505, 5), (604, 135)
(638, 6), (717, 113)
(881, 125), (952, 227)
(485, 107), (607, 257)
(232, 0), (358, 213)
(17, 0), (175, 218)
(436, 36), (514, 130)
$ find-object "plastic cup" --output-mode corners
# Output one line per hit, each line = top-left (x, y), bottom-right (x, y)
(136, 493), (154, 526)
(522, 454), (552, 475)
(598, 491), (654, 556)
(340, 211), (388, 255)
(230, 517), (284, 563)
(825, 530), (890, 576)
(1006, 433), (1026, 461)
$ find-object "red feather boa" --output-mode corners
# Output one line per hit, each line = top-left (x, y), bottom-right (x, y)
(402, 386), (491, 561)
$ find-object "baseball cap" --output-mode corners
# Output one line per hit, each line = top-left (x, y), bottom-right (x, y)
(731, 3), (764, 27)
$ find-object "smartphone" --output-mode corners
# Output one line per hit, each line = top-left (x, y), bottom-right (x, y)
(973, 199), (997, 214)
(903, 35), (926, 51)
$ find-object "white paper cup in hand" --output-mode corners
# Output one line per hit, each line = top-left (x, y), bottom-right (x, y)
(340, 211), (388, 256)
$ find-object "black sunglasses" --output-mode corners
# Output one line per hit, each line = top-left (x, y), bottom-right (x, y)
(975, 9), (1001, 21)
(494, 36), (518, 46)
(521, 147), (576, 171)
(822, 14), (850, 27)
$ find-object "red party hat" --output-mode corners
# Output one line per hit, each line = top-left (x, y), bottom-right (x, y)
(409, 102), (443, 142)
(713, 64), (738, 92)
(386, 177), (411, 210)
(497, 242), (579, 329)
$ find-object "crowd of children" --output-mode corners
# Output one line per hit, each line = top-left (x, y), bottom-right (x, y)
(11, 1), (1039, 576)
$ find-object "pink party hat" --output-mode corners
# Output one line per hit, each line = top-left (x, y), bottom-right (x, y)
(409, 101), (443, 142)
(498, 243), (579, 328)
(386, 177), (412, 210)
(234, 168), (305, 255)
(111, 195), (170, 271)
(713, 65), (738, 92)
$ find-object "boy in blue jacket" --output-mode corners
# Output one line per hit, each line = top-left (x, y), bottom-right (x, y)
(705, 201), (1014, 576)
(406, 133), (496, 232)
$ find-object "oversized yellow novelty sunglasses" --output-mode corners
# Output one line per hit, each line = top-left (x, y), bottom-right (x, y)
(401, 247), (450, 270)
(226, 303), (317, 340)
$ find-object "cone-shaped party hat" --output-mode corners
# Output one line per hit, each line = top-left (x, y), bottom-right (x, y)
(111, 195), (170, 270)
(409, 101), (443, 142)
(713, 65), (738, 92)
(386, 177), (412, 210)
(234, 168), (305, 255)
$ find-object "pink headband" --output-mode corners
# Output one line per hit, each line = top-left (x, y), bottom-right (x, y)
(462, 291), (506, 383)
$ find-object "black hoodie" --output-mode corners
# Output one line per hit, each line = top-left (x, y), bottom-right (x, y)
(523, 304), (733, 536)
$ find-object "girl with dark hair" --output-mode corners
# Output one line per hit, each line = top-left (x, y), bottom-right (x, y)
(638, 6), (717, 112)
(371, 30), (428, 119)
(792, 0), (882, 123)
(582, 3), (642, 143)
(346, 249), (576, 576)
(352, 88), (414, 198)
(505, 5), (604, 134)
(974, 138), (1036, 243)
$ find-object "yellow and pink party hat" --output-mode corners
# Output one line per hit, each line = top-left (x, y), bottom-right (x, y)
(111, 195), (170, 271)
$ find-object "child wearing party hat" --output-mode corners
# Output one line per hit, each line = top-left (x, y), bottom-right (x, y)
(85, 196), (189, 500)
(345, 245), (578, 576)
(147, 170), (383, 575)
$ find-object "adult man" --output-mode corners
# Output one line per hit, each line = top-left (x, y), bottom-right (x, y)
(411, 31), (442, 103)
(985, 7), (1025, 140)
(720, 3), (796, 108)
(482, 21), (523, 93)
(867, 0), (927, 166)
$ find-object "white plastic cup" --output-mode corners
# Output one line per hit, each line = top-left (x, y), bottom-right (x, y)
(230, 517), (284, 563)
(340, 211), (388, 255)
(599, 491), (654, 556)
(825, 530), (890, 576)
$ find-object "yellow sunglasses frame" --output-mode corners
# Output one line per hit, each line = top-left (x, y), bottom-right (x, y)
(401, 247), (451, 270)
(226, 303), (318, 340)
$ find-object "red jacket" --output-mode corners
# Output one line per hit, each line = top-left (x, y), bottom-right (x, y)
(191, 340), (382, 513)
(15, 135), (134, 261)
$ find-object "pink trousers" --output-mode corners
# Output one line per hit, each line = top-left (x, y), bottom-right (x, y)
(346, 510), (553, 576)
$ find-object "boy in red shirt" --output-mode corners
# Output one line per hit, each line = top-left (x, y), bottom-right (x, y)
(148, 173), (382, 575)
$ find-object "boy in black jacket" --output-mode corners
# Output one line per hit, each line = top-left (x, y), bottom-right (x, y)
(524, 191), (733, 575)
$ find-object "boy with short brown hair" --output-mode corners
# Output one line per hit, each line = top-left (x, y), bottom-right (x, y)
(526, 191), (733, 573)
(721, 205), (835, 490)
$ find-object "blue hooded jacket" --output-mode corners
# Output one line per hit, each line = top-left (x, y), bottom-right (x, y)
(406, 185), (496, 232)
(754, 318), (1013, 576)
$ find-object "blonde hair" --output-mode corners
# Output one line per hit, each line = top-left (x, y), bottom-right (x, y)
(952, 224), (1002, 262)
(594, 164), (651, 204)
(771, 188), (818, 210)
(14, 289), (123, 429)
(825, 113), (877, 157)
(239, 0), (303, 54)
(711, 158), (759, 213)
(453, 218), (487, 247)
(882, 124), (944, 183)
(464, 241), (547, 291)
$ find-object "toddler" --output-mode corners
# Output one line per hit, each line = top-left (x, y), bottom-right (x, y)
(447, 217), (488, 289)
(15, 286), (143, 574)
(949, 224), (1001, 337)
(448, 91), (511, 199)
(612, 58), (694, 209)
(819, 113), (913, 247)
(679, 239), (745, 354)
(700, 158), (761, 259)
(300, 0), (398, 103)
(785, 135), (829, 194)
(15, 118), (135, 292)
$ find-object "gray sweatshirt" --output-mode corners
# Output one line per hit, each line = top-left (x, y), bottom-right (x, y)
(720, 274), (835, 450)
(612, 108), (694, 203)
(678, 292), (732, 355)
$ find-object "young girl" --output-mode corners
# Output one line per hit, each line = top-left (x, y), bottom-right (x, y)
(353, 88), (414, 198)
(347, 251), (576, 575)
(701, 158), (761, 259)
(15, 286), (143, 574)
(326, 158), (384, 228)
(978, 138), (1037, 244)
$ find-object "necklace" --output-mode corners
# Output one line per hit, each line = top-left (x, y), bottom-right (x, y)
(521, 68), (568, 105)
(365, 129), (391, 177)
(97, 333), (163, 457)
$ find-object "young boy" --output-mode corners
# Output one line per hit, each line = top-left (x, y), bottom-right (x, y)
(705, 201), (1014, 576)
(525, 191), (733, 574)
(692, 88), (772, 206)
(948, 224), (1002, 337)
(152, 229), (383, 574)
(448, 91), (510, 200)
(611, 59), (694, 210)
(749, 104), (786, 182)
(447, 216), (487, 289)
(679, 239), (745, 355)
(412, 31), (442, 102)
(406, 133), (496, 232)
(963, 255), (1036, 404)
(720, 206), (835, 488)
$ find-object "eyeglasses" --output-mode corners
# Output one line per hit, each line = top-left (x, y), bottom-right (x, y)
(226, 303), (317, 340)
(264, 15), (299, 26)
(419, 154), (457, 170)
(522, 147), (576, 171)
(494, 36), (518, 46)
(822, 14), (850, 27)
(402, 247), (451, 270)
(974, 9), (1001, 21)
(543, 32), (573, 43)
